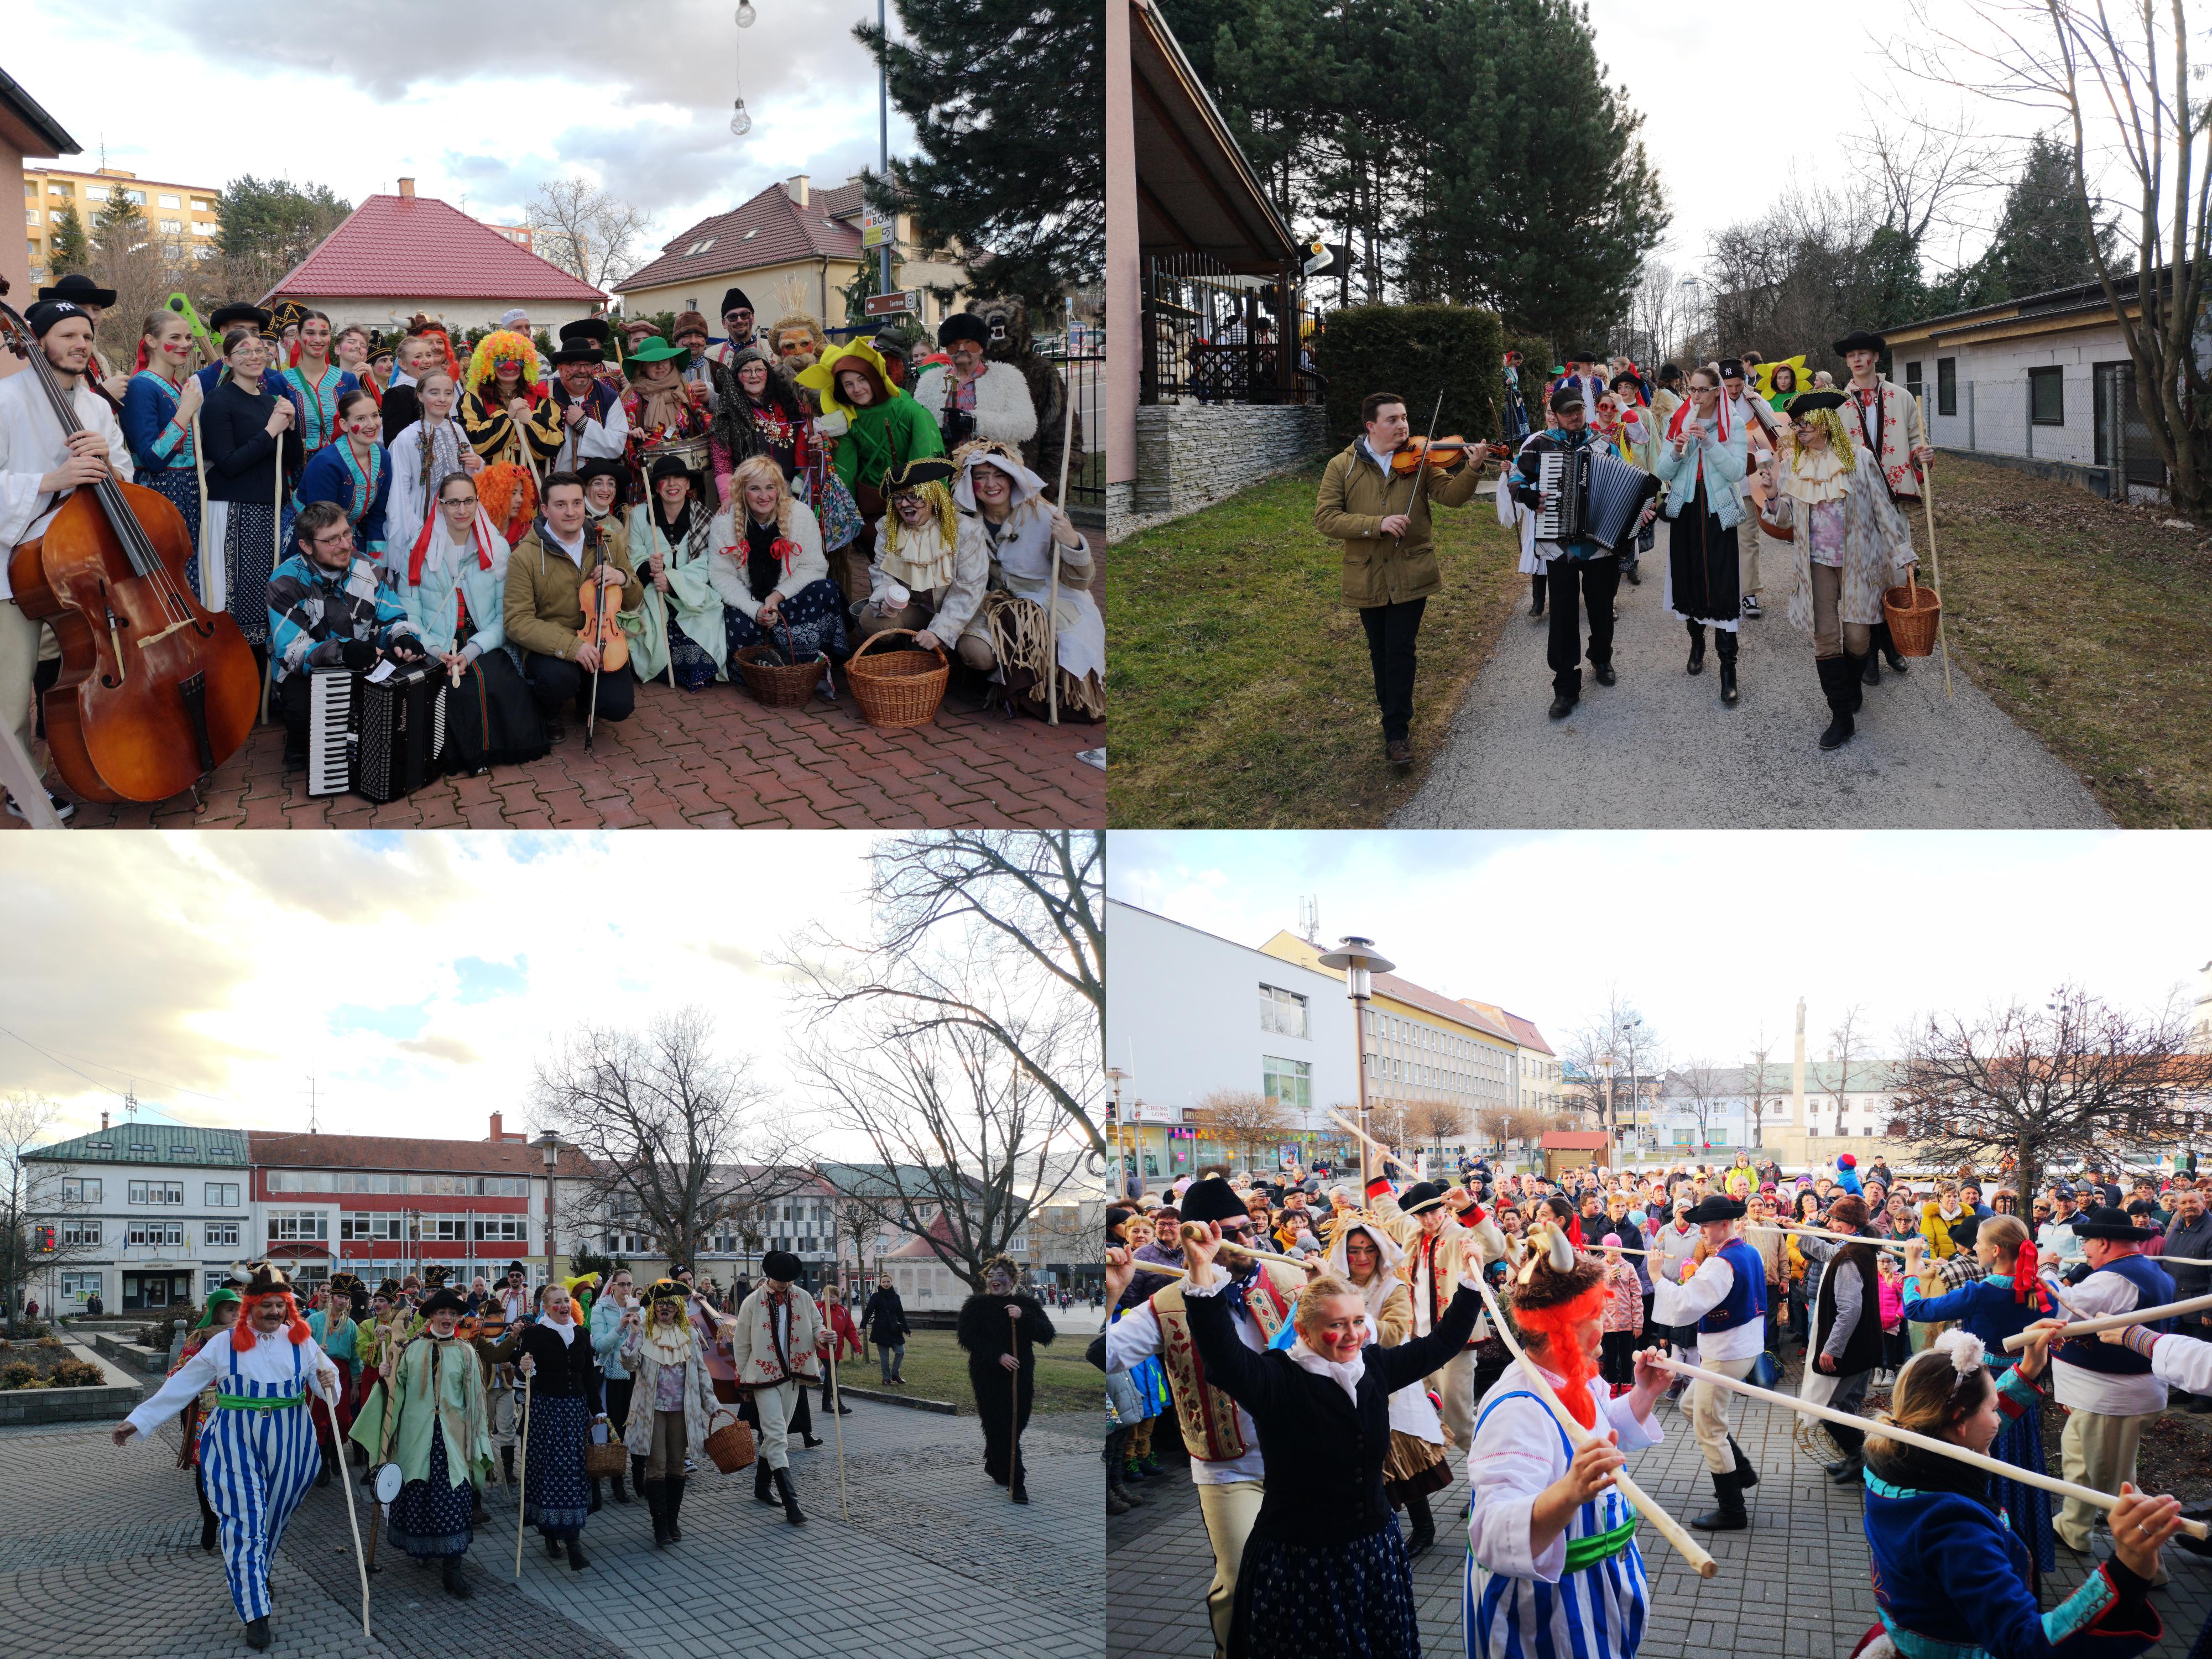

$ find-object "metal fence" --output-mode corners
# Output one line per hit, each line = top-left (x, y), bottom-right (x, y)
(1142, 250), (1317, 406)
(1906, 364), (2168, 499)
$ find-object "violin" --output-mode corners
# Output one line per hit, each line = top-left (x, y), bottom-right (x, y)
(1390, 435), (1492, 474)
(0, 289), (258, 805)
(575, 523), (630, 675)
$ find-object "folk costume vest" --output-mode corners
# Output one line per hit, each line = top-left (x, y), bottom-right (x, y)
(1700, 1239), (1769, 1334)
(1150, 1267), (1296, 1462)
(2057, 1255), (2173, 1378)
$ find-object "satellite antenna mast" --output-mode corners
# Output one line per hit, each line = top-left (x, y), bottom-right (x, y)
(1300, 895), (1320, 944)
(307, 1074), (320, 1135)
(124, 1083), (139, 1120)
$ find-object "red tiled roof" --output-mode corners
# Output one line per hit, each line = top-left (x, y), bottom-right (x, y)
(1496, 1010), (1554, 1056)
(248, 1130), (596, 1177)
(614, 182), (863, 296)
(262, 192), (606, 305)
(885, 1211), (958, 1259)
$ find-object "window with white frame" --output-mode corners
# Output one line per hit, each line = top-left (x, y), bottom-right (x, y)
(129, 1180), (184, 1204)
(158, 194), (181, 208)
(206, 1221), (239, 1247)
(62, 1177), (101, 1204)
(1259, 984), (1309, 1039)
(205, 1182), (238, 1207)
(473, 1218), (526, 1241)
(127, 1222), (185, 1247)
(420, 1217), (468, 1241)
(59, 1219), (101, 1246)
(204, 1271), (233, 1295)
(268, 1211), (328, 1241)
(61, 1271), (103, 1301)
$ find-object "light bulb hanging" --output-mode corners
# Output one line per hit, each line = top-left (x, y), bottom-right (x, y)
(735, 0), (757, 24)
(729, 98), (752, 137)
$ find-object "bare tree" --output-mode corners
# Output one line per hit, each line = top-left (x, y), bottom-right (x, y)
(3, 1094), (104, 1333)
(1565, 990), (1669, 1147)
(1892, 986), (2212, 1199)
(800, 1010), (1084, 1292)
(1893, 0), (2212, 512)
(529, 176), (652, 294)
(1825, 1004), (1869, 1130)
(531, 1010), (812, 1274)
(1404, 1098), (1466, 1173)
(789, 830), (1104, 1155)
(1849, 112), (2006, 251)
(1187, 1089), (1291, 1173)
(1674, 1061), (1730, 1150)
(1744, 1025), (1781, 1150)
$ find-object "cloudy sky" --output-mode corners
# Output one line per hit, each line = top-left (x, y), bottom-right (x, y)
(1108, 831), (2212, 1067)
(17, 0), (915, 273)
(0, 833), (897, 1150)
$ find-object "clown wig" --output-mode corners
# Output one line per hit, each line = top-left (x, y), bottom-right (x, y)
(1789, 405), (1858, 476)
(465, 328), (543, 398)
(1507, 1246), (1608, 1428)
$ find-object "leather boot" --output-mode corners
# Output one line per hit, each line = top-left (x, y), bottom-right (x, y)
(1875, 618), (1908, 674)
(244, 1617), (272, 1651)
(441, 1556), (473, 1598)
(645, 1480), (671, 1547)
(1691, 1469), (1748, 1531)
(1828, 1452), (1864, 1485)
(773, 1465), (807, 1526)
(500, 1445), (515, 1488)
(1716, 630), (1739, 703)
(565, 1535), (590, 1571)
(1528, 572), (1547, 617)
(200, 1506), (219, 1553)
(1817, 656), (1855, 749)
(1686, 620), (1707, 674)
(1728, 1435), (1759, 1488)
(610, 1469), (629, 1504)
(1844, 651), (1867, 711)
(666, 1475), (686, 1542)
(1404, 1491), (1436, 1558)
(754, 1460), (778, 1506)
(1861, 643), (1881, 686)
(317, 1452), (332, 1487)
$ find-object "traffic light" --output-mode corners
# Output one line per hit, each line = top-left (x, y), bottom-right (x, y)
(33, 1225), (55, 1253)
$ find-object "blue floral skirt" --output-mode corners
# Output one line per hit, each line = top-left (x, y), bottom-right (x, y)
(726, 577), (850, 667)
(387, 1428), (474, 1559)
(220, 500), (278, 646)
(1992, 1385), (2054, 1575)
(666, 610), (723, 691)
(521, 1394), (591, 1539)
(143, 467), (203, 602)
(1229, 1522), (1421, 1659)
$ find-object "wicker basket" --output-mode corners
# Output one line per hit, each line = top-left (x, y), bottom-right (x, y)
(846, 628), (949, 730)
(735, 616), (830, 708)
(702, 1409), (756, 1473)
(1881, 569), (1942, 658)
(583, 1425), (628, 1478)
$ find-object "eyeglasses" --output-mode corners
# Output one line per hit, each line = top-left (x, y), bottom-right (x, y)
(439, 495), (477, 507)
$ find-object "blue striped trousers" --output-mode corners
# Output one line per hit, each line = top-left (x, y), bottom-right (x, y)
(200, 1368), (321, 1622)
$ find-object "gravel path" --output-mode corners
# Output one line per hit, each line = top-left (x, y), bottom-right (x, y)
(1392, 549), (2112, 828)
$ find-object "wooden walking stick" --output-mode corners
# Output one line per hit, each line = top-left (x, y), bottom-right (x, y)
(1644, 1349), (2209, 1541)
(512, 1373), (532, 1578)
(317, 1371), (372, 1637)
(1006, 1303), (1025, 1503)
(827, 1329), (850, 1523)
(1914, 393), (1954, 700)
(1047, 297), (1079, 726)
(1326, 1110), (1422, 1181)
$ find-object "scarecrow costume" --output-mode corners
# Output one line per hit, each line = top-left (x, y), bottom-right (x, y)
(618, 1278), (727, 1548)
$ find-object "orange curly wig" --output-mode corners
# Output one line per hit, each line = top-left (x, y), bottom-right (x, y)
(231, 1290), (311, 1350)
(1510, 1257), (1607, 1428)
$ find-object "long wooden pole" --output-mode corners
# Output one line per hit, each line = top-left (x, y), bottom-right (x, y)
(317, 1372), (371, 1637)
(1327, 1109), (1420, 1179)
(512, 1375), (531, 1578)
(1914, 393), (1954, 699)
(1467, 1270), (1718, 1577)
(1047, 298), (1078, 727)
(1644, 1350), (2208, 1541)
(2000, 1289), (2212, 1352)
(827, 1331), (850, 1523)
(1006, 1305), (1022, 1503)
(1744, 1220), (1913, 1258)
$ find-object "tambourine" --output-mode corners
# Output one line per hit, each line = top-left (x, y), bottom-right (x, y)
(374, 1462), (404, 1503)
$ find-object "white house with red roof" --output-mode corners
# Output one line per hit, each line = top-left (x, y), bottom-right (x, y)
(613, 174), (969, 331)
(261, 178), (606, 335)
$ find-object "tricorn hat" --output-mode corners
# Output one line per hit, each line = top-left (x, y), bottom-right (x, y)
(884, 455), (956, 494)
(1791, 390), (1847, 415)
(421, 1288), (468, 1317)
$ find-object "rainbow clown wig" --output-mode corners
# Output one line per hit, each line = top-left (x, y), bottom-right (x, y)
(231, 1262), (312, 1351)
(465, 328), (542, 396)
(1507, 1224), (1608, 1427)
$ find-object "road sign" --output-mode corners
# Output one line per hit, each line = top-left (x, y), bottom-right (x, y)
(861, 207), (891, 249)
(864, 290), (920, 317)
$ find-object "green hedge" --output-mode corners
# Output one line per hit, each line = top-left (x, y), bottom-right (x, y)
(1314, 304), (1506, 450)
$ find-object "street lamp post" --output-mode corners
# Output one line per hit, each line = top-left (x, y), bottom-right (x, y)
(1598, 1053), (1617, 1162)
(1317, 935), (1396, 1190)
(534, 1130), (561, 1290)
(1104, 1065), (1130, 1198)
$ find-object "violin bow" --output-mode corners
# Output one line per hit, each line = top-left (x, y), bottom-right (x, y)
(1395, 391), (1445, 550)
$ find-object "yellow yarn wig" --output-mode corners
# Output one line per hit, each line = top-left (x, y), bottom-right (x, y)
(465, 328), (542, 395)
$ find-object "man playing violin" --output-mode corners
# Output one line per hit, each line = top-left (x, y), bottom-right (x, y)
(0, 299), (136, 823)
(1313, 392), (1502, 771)
(501, 471), (641, 744)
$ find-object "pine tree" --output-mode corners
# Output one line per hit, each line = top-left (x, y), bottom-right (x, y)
(92, 191), (147, 258)
(214, 176), (352, 294)
(855, 0), (1101, 305)
(48, 204), (91, 277)
(1983, 134), (2117, 300)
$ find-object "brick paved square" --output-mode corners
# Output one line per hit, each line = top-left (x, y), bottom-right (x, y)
(3, 1395), (1100, 1658)
(1106, 1387), (2212, 1657)
(7, 678), (1103, 831)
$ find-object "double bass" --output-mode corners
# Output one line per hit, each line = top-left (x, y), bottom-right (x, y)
(1, 290), (258, 804)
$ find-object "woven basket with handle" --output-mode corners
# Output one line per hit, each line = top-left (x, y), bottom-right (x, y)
(1881, 567), (1941, 657)
(735, 614), (830, 707)
(702, 1408), (756, 1473)
(846, 628), (948, 729)
(583, 1418), (628, 1477)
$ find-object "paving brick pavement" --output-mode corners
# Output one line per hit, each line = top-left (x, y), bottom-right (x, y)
(5, 676), (1104, 831)
(1107, 1384), (2212, 1657)
(2, 1397), (1100, 1658)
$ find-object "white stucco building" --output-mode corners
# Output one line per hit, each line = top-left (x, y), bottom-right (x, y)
(25, 1122), (255, 1313)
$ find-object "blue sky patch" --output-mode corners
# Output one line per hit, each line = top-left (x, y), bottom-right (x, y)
(328, 1001), (430, 1040)
(455, 956), (529, 1004)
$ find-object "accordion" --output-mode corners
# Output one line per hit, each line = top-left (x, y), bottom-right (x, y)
(1535, 445), (1662, 551)
(304, 661), (447, 802)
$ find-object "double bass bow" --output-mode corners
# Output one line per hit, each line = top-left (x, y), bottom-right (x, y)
(0, 286), (258, 806)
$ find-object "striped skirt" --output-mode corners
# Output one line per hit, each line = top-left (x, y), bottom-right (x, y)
(200, 499), (279, 646)
(521, 1393), (591, 1538)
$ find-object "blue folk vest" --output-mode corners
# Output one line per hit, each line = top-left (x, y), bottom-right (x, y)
(2058, 1253), (2174, 1376)
(1699, 1238), (1768, 1334)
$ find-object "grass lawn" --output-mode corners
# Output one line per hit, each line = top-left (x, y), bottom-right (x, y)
(1105, 463), (1526, 826)
(857, 1326), (1098, 1417)
(1104, 452), (2212, 827)
(1901, 456), (2212, 826)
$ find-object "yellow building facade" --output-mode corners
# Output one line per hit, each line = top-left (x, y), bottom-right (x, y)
(25, 165), (220, 284)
